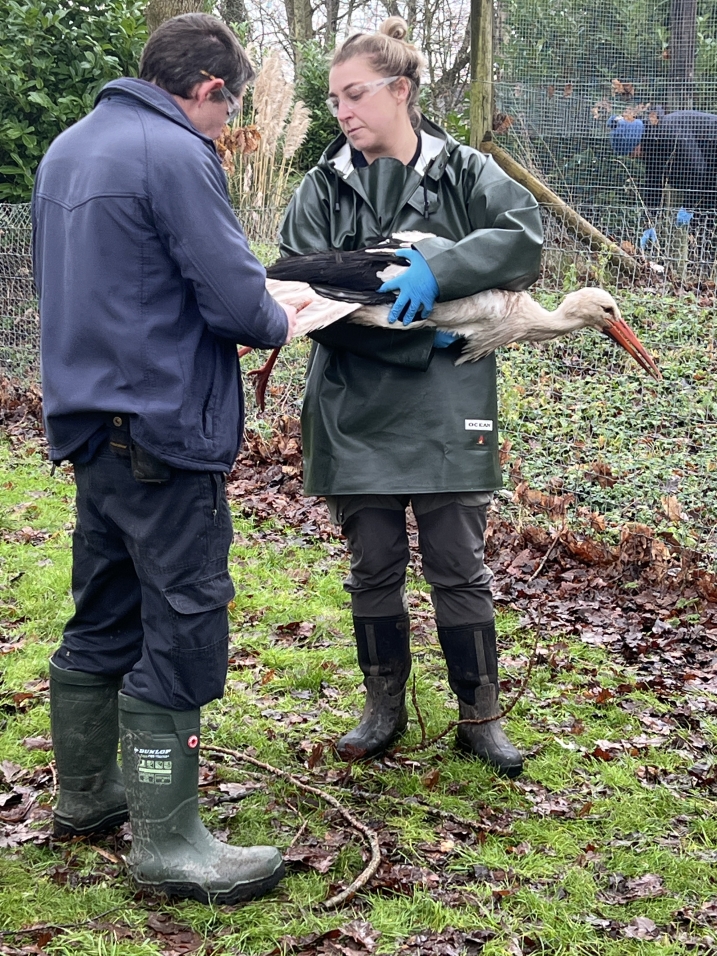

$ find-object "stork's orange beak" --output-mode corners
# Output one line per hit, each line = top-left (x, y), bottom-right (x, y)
(603, 317), (661, 380)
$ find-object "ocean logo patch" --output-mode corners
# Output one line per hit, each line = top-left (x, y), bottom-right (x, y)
(465, 419), (493, 431)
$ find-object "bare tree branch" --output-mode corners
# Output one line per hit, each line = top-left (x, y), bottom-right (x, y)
(204, 744), (382, 910)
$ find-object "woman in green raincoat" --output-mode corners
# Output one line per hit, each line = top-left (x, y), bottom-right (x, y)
(279, 17), (543, 777)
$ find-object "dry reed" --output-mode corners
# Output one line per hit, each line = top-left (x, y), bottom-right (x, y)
(219, 51), (311, 239)
(283, 101), (312, 160)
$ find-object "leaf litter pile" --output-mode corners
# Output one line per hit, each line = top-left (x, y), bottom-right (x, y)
(1, 377), (716, 955)
(233, 413), (717, 679)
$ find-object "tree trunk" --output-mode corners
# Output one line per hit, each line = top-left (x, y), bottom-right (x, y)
(220, 0), (249, 29)
(380, 0), (401, 18)
(470, 0), (493, 148)
(434, 22), (470, 113)
(284, 0), (314, 65)
(668, 0), (697, 109)
(145, 0), (204, 33)
(325, 0), (340, 45)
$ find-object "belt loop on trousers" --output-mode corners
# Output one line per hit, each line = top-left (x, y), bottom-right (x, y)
(108, 413), (130, 457)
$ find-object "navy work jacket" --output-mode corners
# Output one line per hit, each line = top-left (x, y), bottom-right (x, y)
(33, 78), (287, 470)
(642, 109), (717, 214)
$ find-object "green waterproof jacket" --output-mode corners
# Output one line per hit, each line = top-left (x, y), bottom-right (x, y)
(279, 116), (543, 496)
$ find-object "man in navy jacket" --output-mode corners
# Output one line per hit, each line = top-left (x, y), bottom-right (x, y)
(608, 109), (717, 256)
(32, 13), (295, 905)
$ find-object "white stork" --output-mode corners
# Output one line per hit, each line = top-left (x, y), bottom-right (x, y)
(244, 234), (660, 409)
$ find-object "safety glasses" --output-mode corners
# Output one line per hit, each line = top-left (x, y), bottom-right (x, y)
(326, 75), (401, 117)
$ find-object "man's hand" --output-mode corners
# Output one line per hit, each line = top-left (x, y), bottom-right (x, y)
(639, 227), (658, 251)
(281, 303), (299, 345)
(378, 248), (440, 326)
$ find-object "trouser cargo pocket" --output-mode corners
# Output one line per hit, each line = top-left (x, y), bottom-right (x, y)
(163, 570), (236, 709)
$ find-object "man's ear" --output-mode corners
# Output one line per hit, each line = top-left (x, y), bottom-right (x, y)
(194, 76), (223, 103)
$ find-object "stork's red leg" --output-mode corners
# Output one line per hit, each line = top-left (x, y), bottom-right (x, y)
(238, 346), (253, 358)
(246, 347), (281, 411)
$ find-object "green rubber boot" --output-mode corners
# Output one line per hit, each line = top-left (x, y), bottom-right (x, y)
(119, 692), (284, 904)
(336, 614), (411, 762)
(49, 660), (128, 838)
(438, 622), (523, 778)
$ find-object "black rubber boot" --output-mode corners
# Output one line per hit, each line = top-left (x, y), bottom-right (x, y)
(49, 660), (128, 838)
(119, 693), (284, 904)
(437, 622), (523, 778)
(336, 614), (411, 762)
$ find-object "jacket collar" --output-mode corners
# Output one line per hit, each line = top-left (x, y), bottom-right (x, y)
(323, 114), (453, 181)
(95, 77), (214, 144)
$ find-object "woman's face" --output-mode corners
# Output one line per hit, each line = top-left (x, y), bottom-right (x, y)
(328, 57), (409, 159)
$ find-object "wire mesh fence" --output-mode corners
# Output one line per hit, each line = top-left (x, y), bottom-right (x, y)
(0, 203), (284, 386)
(3, 203), (717, 564)
(481, 0), (717, 565)
(1, 199), (666, 383)
(492, 0), (717, 286)
(0, 204), (36, 381)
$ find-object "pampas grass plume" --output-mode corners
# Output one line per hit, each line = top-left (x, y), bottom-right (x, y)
(227, 50), (315, 240)
(283, 101), (311, 159)
(261, 80), (294, 155)
(252, 52), (282, 129)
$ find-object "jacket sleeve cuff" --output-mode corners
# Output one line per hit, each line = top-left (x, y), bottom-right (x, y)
(231, 291), (287, 350)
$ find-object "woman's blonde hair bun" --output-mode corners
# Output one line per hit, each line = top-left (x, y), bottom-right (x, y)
(378, 16), (409, 42)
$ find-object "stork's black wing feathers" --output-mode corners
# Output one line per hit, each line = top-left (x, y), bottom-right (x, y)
(309, 284), (394, 305)
(266, 239), (403, 303)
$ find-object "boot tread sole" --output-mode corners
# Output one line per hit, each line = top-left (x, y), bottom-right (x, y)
(132, 861), (285, 904)
(53, 806), (129, 839)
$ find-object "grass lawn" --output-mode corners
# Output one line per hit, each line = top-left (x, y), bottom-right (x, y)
(0, 424), (716, 955)
(0, 287), (716, 954)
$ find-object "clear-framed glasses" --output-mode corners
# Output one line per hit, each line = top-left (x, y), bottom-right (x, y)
(326, 75), (401, 117)
(199, 70), (242, 123)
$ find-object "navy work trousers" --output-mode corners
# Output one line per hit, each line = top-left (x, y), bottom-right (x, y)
(52, 439), (235, 710)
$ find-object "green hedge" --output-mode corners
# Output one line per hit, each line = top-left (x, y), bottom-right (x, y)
(0, 0), (148, 201)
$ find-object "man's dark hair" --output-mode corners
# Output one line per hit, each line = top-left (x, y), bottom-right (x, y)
(139, 13), (254, 98)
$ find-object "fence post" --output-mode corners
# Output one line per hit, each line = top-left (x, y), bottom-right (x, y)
(668, 0), (696, 109)
(470, 0), (493, 149)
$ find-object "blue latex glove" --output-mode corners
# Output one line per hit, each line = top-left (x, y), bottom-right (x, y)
(639, 227), (657, 250)
(378, 247), (439, 325)
(433, 330), (459, 349)
(676, 207), (693, 227)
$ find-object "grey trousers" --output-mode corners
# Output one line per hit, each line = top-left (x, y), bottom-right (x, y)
(326, 493), (494, 627)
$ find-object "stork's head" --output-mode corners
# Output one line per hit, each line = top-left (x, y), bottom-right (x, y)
(560, 288), (622, 327)
(561, 288), (661, 380)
